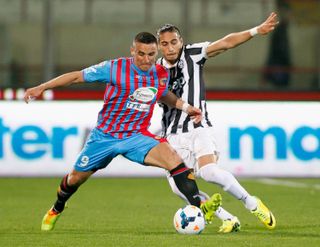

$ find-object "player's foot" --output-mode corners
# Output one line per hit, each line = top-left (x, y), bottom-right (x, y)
(200, 193), (222, 224)
(251, 197), (276, 229)
(218, 217), (241, 233)
(41, 207), (61, 231)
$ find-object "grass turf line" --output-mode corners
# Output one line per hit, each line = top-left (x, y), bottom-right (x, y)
(0, 178), (319, 247)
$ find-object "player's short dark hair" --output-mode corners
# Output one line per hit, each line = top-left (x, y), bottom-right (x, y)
(156, 24), (181, 39)
(134, 32), (157, 45)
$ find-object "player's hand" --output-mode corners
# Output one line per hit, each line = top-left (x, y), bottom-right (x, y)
(186, 106), (202, 124)
(257, 12), (279, 35)
(24, 85), (44, 103)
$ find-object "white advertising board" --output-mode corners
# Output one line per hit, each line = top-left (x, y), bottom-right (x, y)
(0, 101), (319, 177)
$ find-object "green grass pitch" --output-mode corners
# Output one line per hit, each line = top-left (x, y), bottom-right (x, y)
(1, 177), (319, 247)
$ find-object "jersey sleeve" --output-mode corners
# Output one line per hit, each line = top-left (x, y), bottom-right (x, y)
(200, 41), (211, 59)
(186, 41), (211, 61)
(82, 60), (111, 83)
(161, 71), (170, 97)
(156, 64), (170, 97)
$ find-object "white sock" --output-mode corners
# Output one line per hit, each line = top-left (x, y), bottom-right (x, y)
(199, 163), (257, 211)
(215, 206), (235, 221)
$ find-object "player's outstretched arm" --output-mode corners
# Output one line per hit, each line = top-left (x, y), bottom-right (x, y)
(159, 91), (202, 123)
(24, 71), (84, 103)
(206, 12), (279, 58)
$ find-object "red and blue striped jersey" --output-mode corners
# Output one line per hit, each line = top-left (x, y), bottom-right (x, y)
(82, 57), (169, 139)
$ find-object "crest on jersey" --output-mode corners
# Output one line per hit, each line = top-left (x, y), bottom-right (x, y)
(178, 60), (184, 69)
(160, 77), (167, 86)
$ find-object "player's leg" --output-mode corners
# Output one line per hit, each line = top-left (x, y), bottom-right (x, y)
(144, 141), (202, 207)
(41, 170), (93, 231)
(41, 128), (116, 231)
(191, 127), (275, 229)
(166, 131), (240, 231)
(123, 132), (221, 221)
(147, 145), (222, 225)
(198, 153), (257, 208)
(198, 156), (275, 229)
(54, 170), (93, 212)
(194, 131), (275, 229)
(167, 165), (239, 227)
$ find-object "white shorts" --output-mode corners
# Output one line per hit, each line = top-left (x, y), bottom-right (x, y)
(167, 127), (219, 173)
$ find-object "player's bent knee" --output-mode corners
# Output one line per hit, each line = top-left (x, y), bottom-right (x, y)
(197, 154), (218, 167)
(199, 163), (219, 182)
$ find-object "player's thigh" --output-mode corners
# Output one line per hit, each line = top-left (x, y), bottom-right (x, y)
(74, 128), (116, 172)
(167, 133), (196, 169)
(192, 128), (219, 159)
(123, 132), (180, 170)
(144, 142), (182, 170)
(168, 145), (196, 169)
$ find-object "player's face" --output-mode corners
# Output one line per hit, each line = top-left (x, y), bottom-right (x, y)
(158, 31), (183, 65)
(131, 42), (158, 71)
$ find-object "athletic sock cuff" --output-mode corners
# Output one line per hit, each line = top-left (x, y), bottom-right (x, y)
(170, 163), (188, 176)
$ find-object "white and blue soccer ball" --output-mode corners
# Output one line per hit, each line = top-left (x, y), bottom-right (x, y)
(173, 205), (205, 234)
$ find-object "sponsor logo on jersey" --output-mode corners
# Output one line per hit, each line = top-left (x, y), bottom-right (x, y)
(127, 87), (158, 112)
(135, 75), (154, 80)
(126, 102), (150, 112)
(171, 77), (186, 91)
(129, 87), (158, 103)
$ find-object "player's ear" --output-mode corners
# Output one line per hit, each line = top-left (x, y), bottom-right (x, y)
(179, 36), (184, 45)
(130, 46), (135, 56)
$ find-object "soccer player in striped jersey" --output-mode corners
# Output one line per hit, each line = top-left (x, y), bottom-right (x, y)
(156, 13), (279, 233)
(24, 32), (221, 231)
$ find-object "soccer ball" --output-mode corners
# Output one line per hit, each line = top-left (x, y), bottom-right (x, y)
(173, 205), (205, 234)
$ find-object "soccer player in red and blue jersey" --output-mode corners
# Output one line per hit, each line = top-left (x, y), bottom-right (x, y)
(24, 32), (222, 231)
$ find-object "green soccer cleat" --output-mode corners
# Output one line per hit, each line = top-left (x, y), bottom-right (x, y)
(218, 217), (241, 233)
(200, 193), (222, 224)
(251, 197), (276, 229)
(41, 207), (61, 231)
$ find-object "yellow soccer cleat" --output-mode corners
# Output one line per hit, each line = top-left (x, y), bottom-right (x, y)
(200, 193), (222, 224)
(41, 207), (61, 231)
(218, 217), (241, 233)
(251, 197), (276, 229)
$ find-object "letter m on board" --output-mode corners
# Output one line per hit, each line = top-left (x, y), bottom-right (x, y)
(229, 126), (287, 160)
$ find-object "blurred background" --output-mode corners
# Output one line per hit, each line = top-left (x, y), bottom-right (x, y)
(0, 0), (319, 94)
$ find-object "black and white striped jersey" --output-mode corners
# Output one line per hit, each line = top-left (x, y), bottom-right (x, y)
(157, 41), (213, 136)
